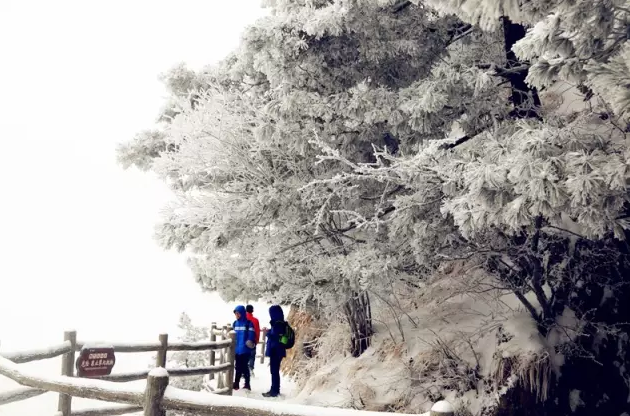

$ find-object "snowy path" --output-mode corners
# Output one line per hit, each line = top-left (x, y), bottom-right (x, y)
(232, 363), (296, 400)
(206, 360), (296, 401)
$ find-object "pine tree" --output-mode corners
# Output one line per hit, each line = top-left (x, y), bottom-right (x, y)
(120, 1), (630, 412)
(119, 0), (507, 356)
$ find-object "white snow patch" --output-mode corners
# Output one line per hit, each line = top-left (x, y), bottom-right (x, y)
(600, 286), (614, 306)
(501, 313), (545, 357)
(80, 343), (114, 350)
(569, 389), (583, 412)
(431, 400), (454, 413)
(149, 367), (169, 377)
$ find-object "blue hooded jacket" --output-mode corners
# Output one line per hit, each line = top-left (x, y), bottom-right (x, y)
(265, 305), (286, 358)
(232, 305), (256, 355)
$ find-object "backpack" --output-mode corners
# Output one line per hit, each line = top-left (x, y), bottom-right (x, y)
(279, 321), (296, 349)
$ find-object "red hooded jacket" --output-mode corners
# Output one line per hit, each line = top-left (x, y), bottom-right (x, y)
(246, 312), (261, 344)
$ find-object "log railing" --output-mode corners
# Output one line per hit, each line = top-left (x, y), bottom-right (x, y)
(0, 323), (239, 416)
(0, 350), (451, 416)
(0, 326), (454, 416)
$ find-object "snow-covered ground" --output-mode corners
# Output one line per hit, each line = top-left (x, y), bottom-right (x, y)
(232, 362), (296, 400)
(283, 266), (563, 415)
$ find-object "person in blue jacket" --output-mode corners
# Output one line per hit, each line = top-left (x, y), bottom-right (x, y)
(262, 304), (286, 397)
(232, 305), (256, 390)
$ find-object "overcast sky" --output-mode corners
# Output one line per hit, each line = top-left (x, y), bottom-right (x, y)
(0, 0), (266, 365)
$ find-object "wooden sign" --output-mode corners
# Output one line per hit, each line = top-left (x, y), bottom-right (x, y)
(75, 347), (116, 378)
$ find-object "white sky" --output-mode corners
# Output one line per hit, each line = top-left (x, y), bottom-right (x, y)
(0, 1), (270, 413)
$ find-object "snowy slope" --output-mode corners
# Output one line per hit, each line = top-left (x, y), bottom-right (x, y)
(287, 265), (566, 415)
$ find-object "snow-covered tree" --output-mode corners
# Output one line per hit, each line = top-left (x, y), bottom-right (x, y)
(311, 1), (630, 414)
(120, 1), (630, 413)
(120, 0), (507, 357)
(159, 313), (214, 416)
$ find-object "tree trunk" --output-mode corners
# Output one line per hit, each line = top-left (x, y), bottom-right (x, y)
(344, 292), (373, 357)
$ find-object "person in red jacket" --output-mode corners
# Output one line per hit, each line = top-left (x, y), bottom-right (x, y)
(246, 304), (261, 374)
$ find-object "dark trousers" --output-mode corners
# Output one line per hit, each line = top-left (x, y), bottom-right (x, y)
(269, 353), (283, 394)
(248, 347), (256, 370)
(234, 353), (250, 386)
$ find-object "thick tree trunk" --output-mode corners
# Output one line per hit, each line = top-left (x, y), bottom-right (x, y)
(343, 292), (373, 357)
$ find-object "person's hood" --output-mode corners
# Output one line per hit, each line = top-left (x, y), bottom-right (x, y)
(269, 305), (284, 322)
(234, 305), (247, 320)
(246, 312), (256, 320)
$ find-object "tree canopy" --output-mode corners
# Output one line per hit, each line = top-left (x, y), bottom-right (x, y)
(119, 1), (630, 411)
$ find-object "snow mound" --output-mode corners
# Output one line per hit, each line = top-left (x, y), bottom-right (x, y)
(431, 400), (454, 413)
(290, 266), (561, 415)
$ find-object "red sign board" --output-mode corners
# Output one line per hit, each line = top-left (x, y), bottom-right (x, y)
(75, 347), (116, 378)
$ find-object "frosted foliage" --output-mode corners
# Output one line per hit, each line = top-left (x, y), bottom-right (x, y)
(587, 43), (630, 121)
(438, 119), (630, 239)
(424, 0), (630, 120)
(426, 0), (531, 30)
(116, 130), (170, 171)
(159, 312), (222, 416)
(511, 2), (630, 117)
(120, 0), (630, 369)
(119, 0), (510, 312)
(322, 113), (630, 243)
(166, 313), (211, 394)
(115, 1), (630, 412)
(158, 63), (202, 98)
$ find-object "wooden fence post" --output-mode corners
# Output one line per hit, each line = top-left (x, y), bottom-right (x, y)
(430, 400), (454, 416)
(226, 323), (233, 388)
(226, 331), (236, 396)
(58, 330), (76, 416)
(209, 323), (217, 380)
(217, 325), (228, 389)
(156, 334), (168, 368)
(260, 328), (268, 364)
(144, 368), (169, 416)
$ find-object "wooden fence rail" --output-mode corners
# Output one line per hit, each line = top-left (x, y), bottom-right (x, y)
(0, 326), (451, 416)
(0, 324), (239, 416)
(0, 386), (47, 405)
(2, 342), (73, 364)
(0, 351), (449, 416)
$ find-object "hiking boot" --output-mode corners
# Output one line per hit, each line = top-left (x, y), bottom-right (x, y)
(262, 391), (279, 397)
(243, 383), (251, 390)
(232, 382), (240, 390)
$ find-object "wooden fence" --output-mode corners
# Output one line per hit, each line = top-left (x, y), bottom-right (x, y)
(0, 325), (452, 416)
(0, 322), (250, 416)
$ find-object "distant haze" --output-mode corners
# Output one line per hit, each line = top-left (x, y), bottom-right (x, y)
(0, 1), (266, 414)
